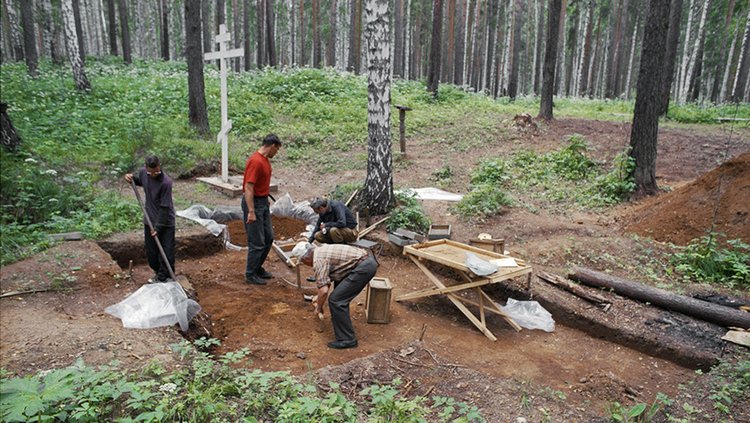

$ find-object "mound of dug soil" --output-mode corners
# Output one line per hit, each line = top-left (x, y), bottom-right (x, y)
(626, 152), (750, 245)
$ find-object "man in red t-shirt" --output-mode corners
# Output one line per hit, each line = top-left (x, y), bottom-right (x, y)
(242, 134), (282, 285)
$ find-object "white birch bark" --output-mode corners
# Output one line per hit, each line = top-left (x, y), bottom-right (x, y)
(720, 26), (739, 102)
(573, 7), (588, 97)
(363, 0), (392, 214)
(624, 14), (640, 99)
(6, 0), (25, 60)
(62, 0), (90, 90)
(40, 0), (55, 57)
(677, 0), (695, 103)
(681, 0), (709, 103)
(731, 6), (750, 101)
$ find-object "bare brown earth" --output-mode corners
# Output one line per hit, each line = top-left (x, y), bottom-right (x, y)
(2, 117), (749, 420)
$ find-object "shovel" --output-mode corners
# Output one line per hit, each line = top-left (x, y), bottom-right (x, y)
(130, 179), (192, 291)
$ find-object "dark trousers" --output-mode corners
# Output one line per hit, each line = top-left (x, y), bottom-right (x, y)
(242, 196), (274, 278)
(144, 225), (175, 281)
(329, 256), (378, 342)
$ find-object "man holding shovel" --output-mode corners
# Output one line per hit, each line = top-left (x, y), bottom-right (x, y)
(291, 241), (378, 349)
(124, 155), (176, 283)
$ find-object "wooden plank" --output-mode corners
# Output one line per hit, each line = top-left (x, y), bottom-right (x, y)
(458, 271), (522, 331)
(272, 242), (296, 267)
(357, 216), (390, 239)
(408, 256), (497, 341)
(395, 278), (493, 301)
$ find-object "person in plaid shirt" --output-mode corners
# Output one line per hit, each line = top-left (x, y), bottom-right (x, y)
(291, 242), (378, 349)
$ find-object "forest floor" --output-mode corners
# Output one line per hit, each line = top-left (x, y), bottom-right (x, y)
(2, 116), (749, 421)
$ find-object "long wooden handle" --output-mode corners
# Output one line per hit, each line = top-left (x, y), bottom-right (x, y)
(130, 179), (176, 281)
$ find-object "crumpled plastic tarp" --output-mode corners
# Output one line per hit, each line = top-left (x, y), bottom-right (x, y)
(499, 298), (555, 332)
(105, 282), (201, 332)
(465, 252), (499, 276)
(269, 193), (318, 241)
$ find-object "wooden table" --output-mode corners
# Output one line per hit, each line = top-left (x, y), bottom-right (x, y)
(396, 239), (533, 340)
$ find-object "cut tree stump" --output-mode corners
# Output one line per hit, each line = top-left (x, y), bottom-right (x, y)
(569, 267), (750, 329)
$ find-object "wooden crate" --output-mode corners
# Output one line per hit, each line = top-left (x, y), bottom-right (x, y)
(468, 237), (505, 253)
(428, 224), (452, 240)
(365, 277), (392, 324)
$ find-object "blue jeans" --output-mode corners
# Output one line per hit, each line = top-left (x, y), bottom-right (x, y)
(241, 196), (273, 279)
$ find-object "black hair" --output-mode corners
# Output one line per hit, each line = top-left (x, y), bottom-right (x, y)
(145, 155), (160, 168)
(262, 133), (282, 147)
(310, 198), (328, 210)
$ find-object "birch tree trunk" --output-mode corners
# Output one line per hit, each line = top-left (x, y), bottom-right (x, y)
(290, 0), (295, 66)
(624, 12), (640, 99)
(659, 0), (682, 114)
(185, 0), (209, 135)
(427, 0), (443, 97)
(533, 0), (544, 94)
(298, 0), (304, 65)
(362, 0), (392, 215)
(62, 0), (90, 90)
(630, 0), (671, 197)
(19, 0), (38, 76)
(5, 0), (26, 61)
(681, 0), (709, 103)
(731, 5), (750, 102)
(483, 0), (496, 94)
(720, 25), (739, 102)
(710, 0), (735, 102)
(677, 0), (695, 103)
(539, 0), (561, 120)
(41, 0), (59, 62)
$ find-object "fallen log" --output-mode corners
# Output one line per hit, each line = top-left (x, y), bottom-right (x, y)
(569, 267), (750, 329)
(537, 271), (611, 311)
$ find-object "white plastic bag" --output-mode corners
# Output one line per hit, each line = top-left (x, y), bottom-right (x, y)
(465, 252), (499, 276)
(500, 298), (555, 332)
(105, 282), (201, 332)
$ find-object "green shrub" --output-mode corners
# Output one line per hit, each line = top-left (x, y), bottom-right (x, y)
(328, 182), (363, 203)
(386, 191), (431, 234)
(670, 234), (750, 288)
(470, 158), (510, 187)
(550, 135), (596, 180)
(590, 150), (636, 203)
(454, 184), (513, 220)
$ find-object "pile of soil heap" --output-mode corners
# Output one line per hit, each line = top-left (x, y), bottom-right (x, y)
(625, 152), (749, 245)
(226, 216), (308, 247)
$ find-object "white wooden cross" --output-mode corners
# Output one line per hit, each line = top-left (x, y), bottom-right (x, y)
(204, 24), (244, 183)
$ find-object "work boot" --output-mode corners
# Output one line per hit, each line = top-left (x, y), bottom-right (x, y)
(327, 339), (358, 349)
(256, 267), (273, 279)
(245, 274), (267, 285)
